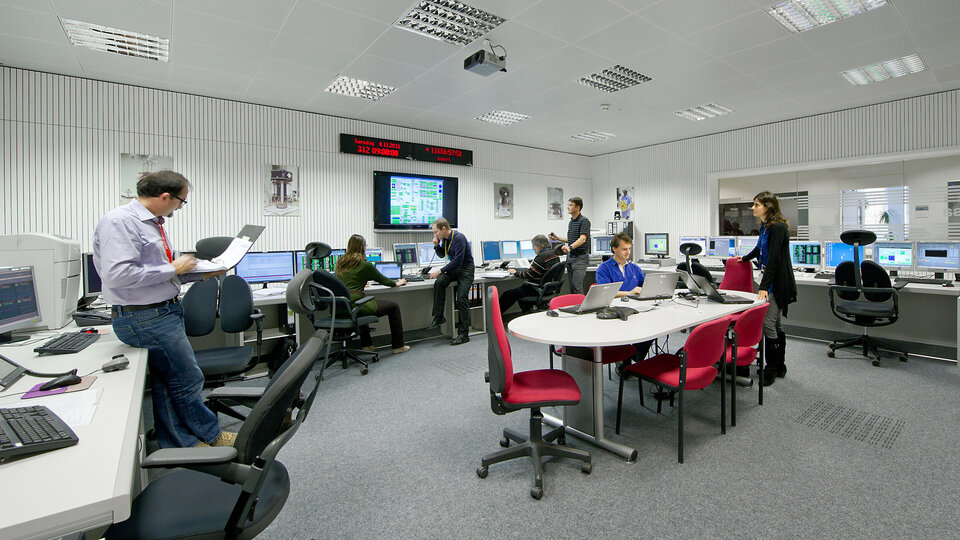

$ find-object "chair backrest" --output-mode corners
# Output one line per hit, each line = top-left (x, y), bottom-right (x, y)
(311, 269), (353, 318)
(550, 293), (584, 310)
(485, 286), (514, 395)
(860, 260), (894, 302)
(732, 303), (770, 349)
(684, 316), (732, 369)
(196, 236), (234, 260)
(677, 261), (714, 284)
(834, 260), (860, 301)
(218, 275), (254, 333)
(304, 242), (331, 262)
(285, 269), (316, 315)
(719, 258), (754, 293)
(181, 278), (219, 337)
(538, 261), (566, 295)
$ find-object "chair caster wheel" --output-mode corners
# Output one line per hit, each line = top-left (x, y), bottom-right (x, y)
(871, 359), (880, 367)
(372, 355), (379, 363)
(499, 437), (509, 448)
(476, 466), (488, 479)
(828, 343), (836, 350)
(581, 462), (592, 474)
(360, 367), (368, 375)
(899, 355), (908, 362)
(556, 435), (566, 446)
(530, 486), (543, 500)
(827, 351), (835, 358)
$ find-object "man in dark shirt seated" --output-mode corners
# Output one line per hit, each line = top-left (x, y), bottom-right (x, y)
(426, 217), (475, 346)
(499, 234), (561, 316)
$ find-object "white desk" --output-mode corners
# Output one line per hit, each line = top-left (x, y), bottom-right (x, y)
(508, 292), (760, 461)
(0, 327), (147, 540)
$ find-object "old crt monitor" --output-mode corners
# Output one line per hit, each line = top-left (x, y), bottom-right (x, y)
(824, 242), (865, 269)
(373, 171), (458, 231)
(737, 236), (759, 257)
(789, 241), (822, 269)
(0, 266), (42, 343)
(374, 261), (402, 280)
(500, 240), (520, 260)
(593, 235), (613, 255)
(873, 241), (914, 268)
(707, 237), (736, 257)
(82, 252), (102, 299)
(417, 242), (445, 267)
(393, 243), (418, 265)
(235, 252), (295, 285)
(481, 241), (501, 264)
(916, 241), (960, 271)
(679, 236), (707, 256)
(0, 233), (80, 330)
(520, 239), (536, 259)
(644, 233), (669, 257)
(365, 248), (383, 263)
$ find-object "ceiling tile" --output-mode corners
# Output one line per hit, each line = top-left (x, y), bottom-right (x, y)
(175, 0), (296, 30)
(172, 64), (250, 94)
(921, 45), (960, 71)
(380, 88), (445, 110)
(361, 102), (427, 126)
(468, 67), (564, 103)
(607, 0), (663, 13)
(522, 80), (596, 108)
(528, 45), (616, 83)
(910, 15), (960, 52)
(624, 40), (715, 78)
(792, 86), (864, 110)
(0, 34), (78, 67)
(404, 69), (491, 99)
(8, 60), (85, 78)
(244, 78), (319, 107)
(722, 36), (814, 74)
(575, 16), (674, 61)
(819, 33), (918, 72)
(173, 8), (278, 57)
(281, 1), (389, 51)
(254, 58), (337, 91)
(932, 64), (960, 85)
(339, 54), (422, 88)
(514, 0), (629, 43)
(483, 21), (568, 70)
(0, 5), (70, 44)
(793, 6), (904, 55)
(75, 47), (173, 80)
(266, 34), (359, 73)
(172, 41), (262, 78)
(459, 0), (536, 20)
(636, 0), (755, 37)
(307, 91), (375, 116)
(699, 75), (770, 101)
(663, 59), (745, 89)
(719, 87), (791, 111)
(771, 74), (851, 101)
(82, 69), (172, 90)
(686, 11), (787, 59)
(50, 0), (172, 37)
(364, 27), (459, 70)
(0, 0), (53, 13)
(751, 57), (833, 88)
(890, 0), (960, 29)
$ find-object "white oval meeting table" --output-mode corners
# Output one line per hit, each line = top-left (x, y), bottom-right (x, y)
(507, 292), (761, 462)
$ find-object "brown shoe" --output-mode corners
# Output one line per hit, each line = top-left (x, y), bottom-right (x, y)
(393, 345), (411, 355)
(212, 431), (237, 447)
(362, 346), (376, 352)
(194, 441), (210, 447)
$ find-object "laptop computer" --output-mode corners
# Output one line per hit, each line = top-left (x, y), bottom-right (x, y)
(628, 272), (679, 301)
(680, 271), (755, 304)
(557, 282), (621, 314)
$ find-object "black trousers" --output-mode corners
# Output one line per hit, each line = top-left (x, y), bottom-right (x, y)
(499, 283), (540, 315)
(432, 266), (475, 334)
(358, 299), (404, 349)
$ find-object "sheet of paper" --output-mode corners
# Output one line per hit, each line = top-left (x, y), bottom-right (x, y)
(8, 389), (102, 427)
(484, 270), (510, 278)
(194, 237), (253, 272)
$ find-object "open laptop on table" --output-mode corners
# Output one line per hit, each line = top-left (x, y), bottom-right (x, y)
(627, 272), (679, 301)
(557, 282), (621, 314)
(679, 271), (754, 304)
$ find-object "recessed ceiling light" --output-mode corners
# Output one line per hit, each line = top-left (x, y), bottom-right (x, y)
(571, 131), (616, 142)
(61, 18), (169, 62)
(394, 0), (506, 46)
(675, 103), (733, 121)
(578, 65), (652, 93)
(474, 110), (531, 125)
(841, 54), (926, 85)
(324, 75), (397, 101)
(767, 0), (887, 33)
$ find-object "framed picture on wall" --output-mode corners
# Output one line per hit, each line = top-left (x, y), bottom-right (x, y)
(495, 183), (513, 219)
(547, 187), (563, 220)
(264, 164), (300, 216)
(119, 154), (173, 204)
(616, 186), (634, 220)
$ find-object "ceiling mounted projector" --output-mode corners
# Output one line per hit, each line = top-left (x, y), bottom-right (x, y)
(464, 40), (506, 76)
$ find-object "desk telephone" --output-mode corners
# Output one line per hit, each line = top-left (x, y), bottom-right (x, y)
(72, 309), (112, 326)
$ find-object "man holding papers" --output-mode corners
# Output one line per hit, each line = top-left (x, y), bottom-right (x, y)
(93, 170), (234, 449)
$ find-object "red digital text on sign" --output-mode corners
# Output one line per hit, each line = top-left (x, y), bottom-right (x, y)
(424, 146), (462, 157)
(353, 137), (401, 157)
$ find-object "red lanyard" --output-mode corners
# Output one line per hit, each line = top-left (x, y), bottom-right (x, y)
(156, 220), (173, 263)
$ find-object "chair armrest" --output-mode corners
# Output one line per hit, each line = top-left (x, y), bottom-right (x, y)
(207, 386), (265, 400)
(893, 281), (907, 290)
(355, 296), (375, 305)
(250, 310), (265, 321)
(140, 447), (237, 469)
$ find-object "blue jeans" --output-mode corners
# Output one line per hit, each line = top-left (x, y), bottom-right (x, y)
(112, 303), (221, 448)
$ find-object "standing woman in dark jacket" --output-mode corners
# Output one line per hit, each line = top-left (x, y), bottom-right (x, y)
(736, 191), (798, 386)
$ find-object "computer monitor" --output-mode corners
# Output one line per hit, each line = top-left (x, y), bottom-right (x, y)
(295, 250), (307, 272)
(644, 233), (669, 257)
(374, 261), (402, 280)
(593, 235), (613, 255)
(520, 239), (536, 259)
(417, 242), (445, 266)
(707, 237), (736, 258)
(0, 266), (42, 343)
(500, 240), (520, 260)
(789, 241), (822, 269)
(393, 243), (418, 265)
(737, 236), (759, 257)
(824, 242), (865, 270)
(916, 241), (960, 271)
(481, 241), (501, 264)
(873, 241), (914, 269)
(679, 236), (707, 257)
(82, 252), (102, 299)
(235, 251), (295, 285)
(365, 248), (383, 263)
(318, 249), (346, 273)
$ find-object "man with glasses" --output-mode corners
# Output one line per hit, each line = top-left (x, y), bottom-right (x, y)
(93, 170), (233, 448)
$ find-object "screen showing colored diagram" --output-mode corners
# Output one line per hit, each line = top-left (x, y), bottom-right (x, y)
(389, 176), (443, 225)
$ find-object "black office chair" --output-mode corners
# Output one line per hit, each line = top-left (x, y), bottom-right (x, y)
(196, 236), (234, 260)
(678, 243), (715, 286)
(676, 261), (715, 285)
(304, 241), (331, 270)
(308, 269), (379, 376)
(827, 230), (908, 367)
(515, 262), (566, 313)
(104, 327), (327, 540)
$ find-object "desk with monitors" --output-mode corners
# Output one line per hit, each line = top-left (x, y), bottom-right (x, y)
(707, 236), (736, 258)
(235, 251), (295, 286)
(790, 241), (822, 269)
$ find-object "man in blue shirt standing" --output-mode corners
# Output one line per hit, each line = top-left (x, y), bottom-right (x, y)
(426, 217), (475, 345)
(93, 170), (232, 449)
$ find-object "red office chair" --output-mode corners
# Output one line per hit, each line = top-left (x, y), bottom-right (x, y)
(548, 294), (638, 379)
(478, 286), (591, 500)
(725, 303), (770, 426)
(615, 315), (731, 463)
(719, 257), (754, 293)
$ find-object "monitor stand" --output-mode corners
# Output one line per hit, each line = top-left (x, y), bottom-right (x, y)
(0, 331), (29, 344)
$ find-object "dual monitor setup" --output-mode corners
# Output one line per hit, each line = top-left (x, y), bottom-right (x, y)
(787, 240), (960, 273)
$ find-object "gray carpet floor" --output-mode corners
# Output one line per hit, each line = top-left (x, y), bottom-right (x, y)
(195, 330), (960, 539)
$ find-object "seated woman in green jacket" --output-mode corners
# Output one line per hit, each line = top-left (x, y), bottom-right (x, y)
(335, 234), (410, 355)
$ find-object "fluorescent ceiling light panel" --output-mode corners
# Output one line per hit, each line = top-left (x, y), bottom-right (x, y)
(578, 65), (651, 93)
(571, 131), (616, 142)
(324, 75), (397, 101)
(395, 0), (506, 46)
(767, 0), (887, 33)
(840, 54), (926, 85)
(475, 110), (531, 125)
(675, 103), (733, 121)
(61, 18), (169, 62)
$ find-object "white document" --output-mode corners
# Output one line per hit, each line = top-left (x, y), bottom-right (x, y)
(484, 270), (510, 278)
(16, 389), (102, 427)
(193, 238), (253, 272)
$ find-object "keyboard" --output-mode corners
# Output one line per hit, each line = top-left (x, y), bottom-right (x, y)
(251, 288), (285, 298)
(701, 265), (726, 272)
(0, 405), (79, 463)
(895, 277), (952, 285)
(34, 332), (100, 355)
(814, 272), (834, 279)
(402, 274), (424, 282)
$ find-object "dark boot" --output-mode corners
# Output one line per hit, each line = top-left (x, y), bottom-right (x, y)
(775, 330), (787, 378)
(762, 335), (781, 387)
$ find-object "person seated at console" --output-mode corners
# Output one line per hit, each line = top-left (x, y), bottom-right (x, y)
(335, 234), (410, 355)
(499, 234), (562, 316)
(595, 232), (653, 363)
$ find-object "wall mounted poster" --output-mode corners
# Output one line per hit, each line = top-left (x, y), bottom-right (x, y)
(495, 183), (513, 219)
(617, 187), (634, 220)
(119, 154), (173, 204)
(264, 164), (300, 216)
(547, 187), (563, 220)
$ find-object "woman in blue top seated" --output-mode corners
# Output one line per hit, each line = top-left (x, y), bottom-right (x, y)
(595, 232), (654, 363)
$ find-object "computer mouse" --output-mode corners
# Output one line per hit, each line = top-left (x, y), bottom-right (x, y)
(546, 310), (559, 317)
(39, 373), (83, 391)
(596, 309), (619, 320)
(79, 327), (98, 334)
(103, 354), (130, 372)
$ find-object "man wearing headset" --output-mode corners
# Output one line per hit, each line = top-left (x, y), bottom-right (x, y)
(426, 217), (475, 346)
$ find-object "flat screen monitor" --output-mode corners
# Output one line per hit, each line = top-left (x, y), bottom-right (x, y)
(317, 249), (346, 273)
(824, 242), (865, 269)
(789, 241), (822, 269)
(737, 236), (759, 257)
(294, 250), (307, 272)
(374, 261), (402, 280)
(235, 251), (295, 284)
(644, 233), (669, 256)
(82, 252), (102, 298)
(373, 171), (458, 231)
(500, 240), (520, 259)
(481, 241), (501, 263)
(679, 236), (707, 257)
(393, 243), (418, 265)
(593, 235), (613, 255)
(365, 248), (383, 263)
(417, 242), (445, 266)
(0, 266), (42, 343)
(520, 240), (536, 259)
(873, 241), (914, 268)
(916, 241), (960, 271)
(707, 237), (736, 258)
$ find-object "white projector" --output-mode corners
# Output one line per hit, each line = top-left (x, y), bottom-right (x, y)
(464, 49), (506, 76)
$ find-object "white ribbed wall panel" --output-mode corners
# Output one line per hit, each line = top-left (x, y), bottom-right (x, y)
(592, 90), (960, 258)
(1, 67), (592, 256)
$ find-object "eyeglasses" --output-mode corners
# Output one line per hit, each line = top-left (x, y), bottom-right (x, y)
(172, 194), (187, 206)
